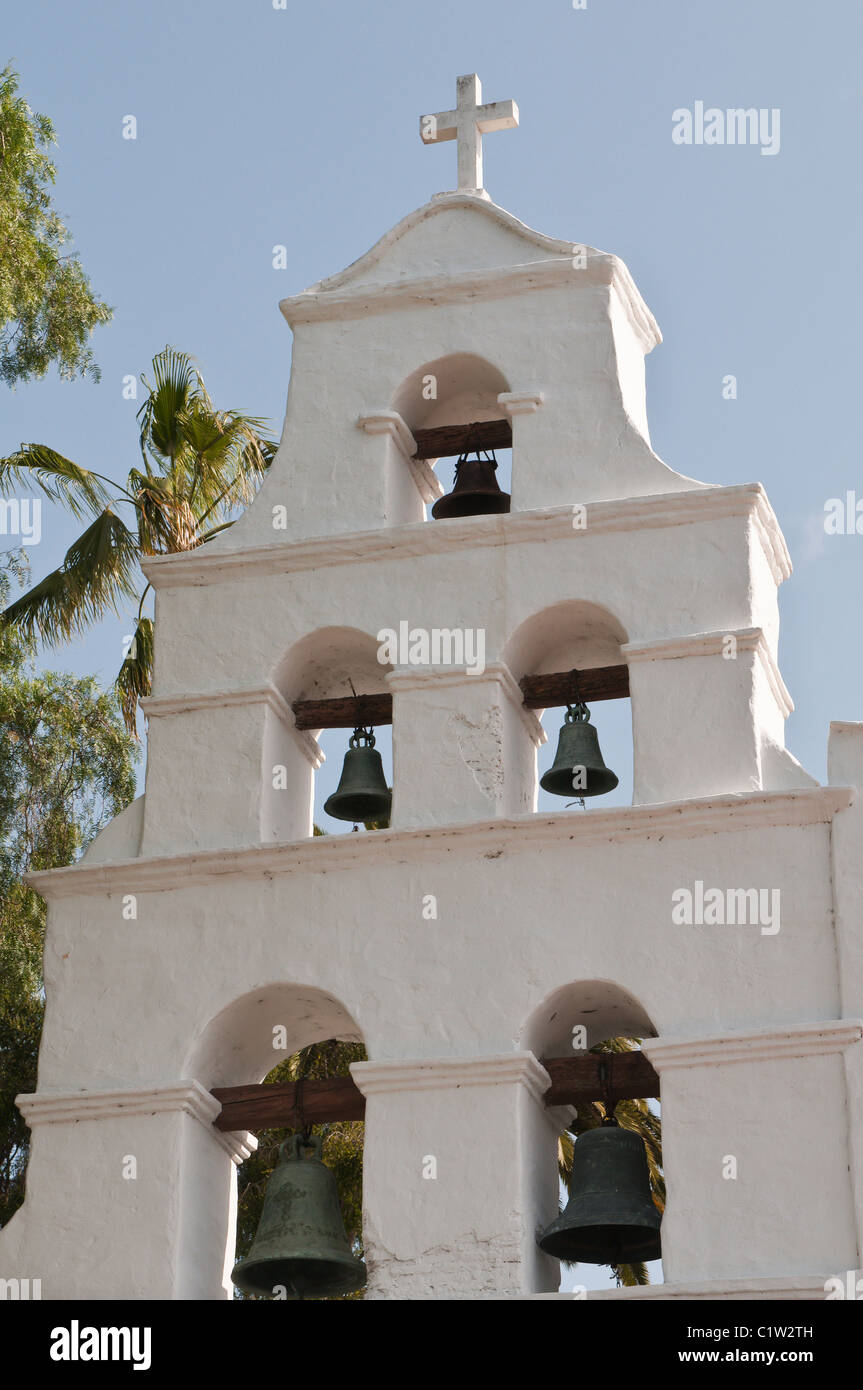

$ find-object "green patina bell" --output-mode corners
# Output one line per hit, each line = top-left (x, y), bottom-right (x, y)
(540, 702), (619, 799)
(231, 1134), (366, 1299)
(323, 726), (392, 824)
(537, 1120), (661, 1266)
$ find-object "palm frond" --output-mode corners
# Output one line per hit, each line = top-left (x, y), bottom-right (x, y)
(116, 617), (154, 736)
(128, 471), (199, 554)
(198, 520), (236, 544)
(0, 444), (111, 520)
(183, 410), (276, 517)
(2, 509), (140, 644)
(134, 348), (275, 529)
(557, 1128), (574, 1185)
(137, 347), (196, 470)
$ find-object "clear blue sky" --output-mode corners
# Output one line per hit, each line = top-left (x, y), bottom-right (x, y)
(3, 0), (861, 1288)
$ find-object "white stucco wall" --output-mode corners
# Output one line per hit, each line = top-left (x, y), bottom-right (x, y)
(2, 191), (859, 1302)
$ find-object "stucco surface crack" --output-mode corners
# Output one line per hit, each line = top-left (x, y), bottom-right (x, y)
(365, 1220), (521, 1295)
(452, 707), (504, 799)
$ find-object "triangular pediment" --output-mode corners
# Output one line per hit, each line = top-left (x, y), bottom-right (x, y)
(301, 192), (596, 294)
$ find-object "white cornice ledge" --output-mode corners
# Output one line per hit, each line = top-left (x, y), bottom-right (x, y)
(356, 409), (416, 457)
(513, 1276), (835, 1301)
(25, 786), (853, 900)
(624, 628), (793, 719)
(15, 1082), (257, 1163)
(283, 261), (596, 325)
(214, 1130), (258, 1164)
(351, 1053), (551, 1106)
(141, 683), (323, 768)
(17, 1080), (219, 1126)
(643, 1019), (863, 1072)
(142, 682), (288, 722)
(140, 483), (789, 590)
(498, 390), (544, 416)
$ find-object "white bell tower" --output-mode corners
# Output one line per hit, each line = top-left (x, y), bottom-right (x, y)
(2, 76), (862, 1302)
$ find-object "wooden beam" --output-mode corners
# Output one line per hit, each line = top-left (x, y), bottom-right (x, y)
(292, 693), (391, 731)
(211, 1053), (658, 1132)
(542, 1054), (660, 1106)
(412, 418), (512, 460)
(520, 664), (629, 708)
(292, 666), (630, 730)
(212, 1077), (366, 1132)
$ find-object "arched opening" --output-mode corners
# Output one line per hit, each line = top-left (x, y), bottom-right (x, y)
(391, 353), (513, 519)
(504, 600), (633, 812)
(521, 980), (663, 1293)
(188, 983), (363, 1088)
(271, 626), (393, 838)
(187, 984), (367, 1301)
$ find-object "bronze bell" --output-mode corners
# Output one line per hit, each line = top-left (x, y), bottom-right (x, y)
(431, 447), (511, 519)
(231, 1134), (366, 1299)
(540, 702), (619, 799)
(537, 1119), (661, 1266)
(324, 726), (392, 824)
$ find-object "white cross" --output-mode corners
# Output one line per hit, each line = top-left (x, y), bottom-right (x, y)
(420, 74), (519, 192)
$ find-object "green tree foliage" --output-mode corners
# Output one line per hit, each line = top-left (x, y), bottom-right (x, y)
(1, 346), (276, 731)
(0, 554), (137, 1224)
(0, 65), (112, 386)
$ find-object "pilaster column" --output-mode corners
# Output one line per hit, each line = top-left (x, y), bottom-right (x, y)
(388, 662), (545, 829)
(624, 628), (790, 803)
(643, 1021), (862, 1285)
(140, 685), (317, 854)
(497, 389), (545, 513)
(2, 1083), (254, 1300)
(351, 1053), (568, 1298)
(356, 409), (440, 525)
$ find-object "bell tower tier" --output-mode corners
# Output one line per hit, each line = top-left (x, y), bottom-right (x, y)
(221, 191), (707, 549)
(3, 75), (861, 1305)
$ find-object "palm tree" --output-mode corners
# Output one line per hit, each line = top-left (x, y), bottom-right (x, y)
(0, 347), (276, 732)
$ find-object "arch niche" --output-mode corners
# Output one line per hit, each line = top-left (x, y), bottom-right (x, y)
(520, 979), (663, 1291)
(269, 625), (394, 838)
(503, 600), (632, 810)
(185, 983), (366, 1300)
(390, 353), (512, 517)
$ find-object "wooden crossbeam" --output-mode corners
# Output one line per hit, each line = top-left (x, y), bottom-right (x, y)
(542, 1054), (659, 1106)
(291, 665), (629, 730)
(292, 694), (390, 731)
(212, 1053), (659, 1132)
(520, 664), (630, 708)
(412, 418), (512, 460)
(212, 1077), (365, 1132)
